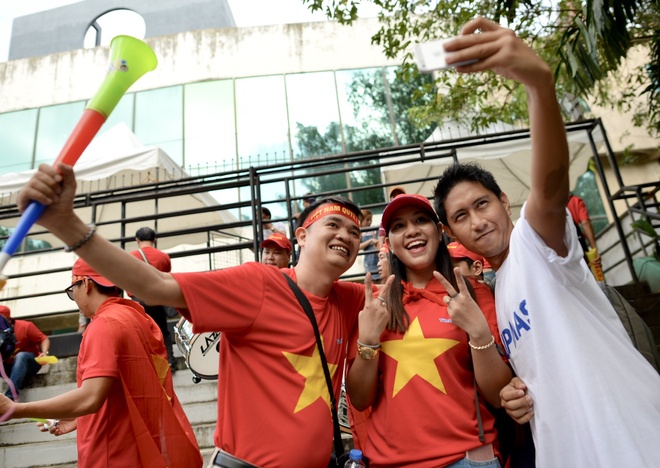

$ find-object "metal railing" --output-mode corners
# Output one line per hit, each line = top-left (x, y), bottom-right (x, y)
(1, 118), (656, 322)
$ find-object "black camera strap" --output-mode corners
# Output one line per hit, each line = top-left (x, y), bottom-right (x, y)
(282, 273), (344, 461)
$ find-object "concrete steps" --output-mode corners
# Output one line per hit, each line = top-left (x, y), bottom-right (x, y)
(0, 356), (218, 467)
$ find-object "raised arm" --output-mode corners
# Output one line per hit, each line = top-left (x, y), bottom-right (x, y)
(434, 269), (512, 406)
(16, 164), (186, 308)
(446, 17), (570, 255)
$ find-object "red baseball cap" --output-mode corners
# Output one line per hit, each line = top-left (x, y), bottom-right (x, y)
(72, 258), (116, 288)
(0, 305), (10, 319)
(260, 233), (292, 253)
(381, 194), (439, 233)
(447, 242), (484, 264)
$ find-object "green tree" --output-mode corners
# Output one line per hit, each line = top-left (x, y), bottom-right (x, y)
(293, 66), (436, 208)
(302, 0), (660, 134)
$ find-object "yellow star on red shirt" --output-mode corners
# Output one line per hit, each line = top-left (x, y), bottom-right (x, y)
(381, 317), (459, 396)
(283, 339), (338, 413)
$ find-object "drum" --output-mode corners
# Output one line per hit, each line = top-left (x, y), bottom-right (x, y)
(174, 318), (221, 381)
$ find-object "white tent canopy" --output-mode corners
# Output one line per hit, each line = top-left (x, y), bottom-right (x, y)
(0, 124), (246, 319)
(381, 121), (605, 220)
(0, 123), (242, 251)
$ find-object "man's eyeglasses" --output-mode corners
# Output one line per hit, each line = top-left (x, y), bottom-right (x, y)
(64, 280), (83, 301)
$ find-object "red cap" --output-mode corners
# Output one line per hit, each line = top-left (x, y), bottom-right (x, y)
(381, 194), (439, 233)
(260, 233), (292, 253)
(72, 258), (116, 288)
(447, 242), (484, 264)
(0, 305), (10, 319)
(379, 243), (389, 254)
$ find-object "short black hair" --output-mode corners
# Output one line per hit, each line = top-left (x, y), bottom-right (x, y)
(433, 162), (502, 225)
(297, 196), (361, 230)
(89, 279), (123, 298)
(135, 227), (156, 241)
(262, 207), (272, 217)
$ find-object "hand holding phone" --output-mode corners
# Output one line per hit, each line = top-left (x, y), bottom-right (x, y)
(413, 37), (479, 72)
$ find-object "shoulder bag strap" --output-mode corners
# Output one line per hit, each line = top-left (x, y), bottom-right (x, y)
(137, 248), (150, 265)
(282, 273), (344, 460)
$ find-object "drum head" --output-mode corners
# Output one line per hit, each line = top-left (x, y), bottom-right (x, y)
(174, 318), (220, 380)
(186, 330), (221, 380)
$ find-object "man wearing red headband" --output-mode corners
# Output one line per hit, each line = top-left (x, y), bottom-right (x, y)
(15, 166), (366, 467)
(0, 259), (201, 468)
(0, 305), (49, 401)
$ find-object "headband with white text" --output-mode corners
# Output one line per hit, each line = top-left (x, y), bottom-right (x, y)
(302, 203), (360, 229)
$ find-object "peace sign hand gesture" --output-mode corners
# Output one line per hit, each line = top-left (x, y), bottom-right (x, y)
(433, 268), (491, 343)
(358, 273), (395, 345)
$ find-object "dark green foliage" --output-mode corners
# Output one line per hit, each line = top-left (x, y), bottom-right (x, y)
(302, 0), (660, 134)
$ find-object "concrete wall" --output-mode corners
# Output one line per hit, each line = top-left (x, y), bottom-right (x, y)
(0, 18), (396, 114)
(9, 0), (235, 60)
(588, 45), (660, 154)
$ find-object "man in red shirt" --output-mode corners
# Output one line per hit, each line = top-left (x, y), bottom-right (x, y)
(1, 305), (50, 401)
(260, 232), (292, 269)
(129, 227), (176, 370)
(0, 259), (201, 468)
(16, 166), (366, 467)
(447, 241), (486, 279)
(567, 193), (601, 266)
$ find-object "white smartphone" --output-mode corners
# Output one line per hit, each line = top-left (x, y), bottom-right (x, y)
(413, 37), (479, 72)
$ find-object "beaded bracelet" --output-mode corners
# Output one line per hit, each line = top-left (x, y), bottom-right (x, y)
(64, 226), (96, 252)
(468, 335), (495, 350)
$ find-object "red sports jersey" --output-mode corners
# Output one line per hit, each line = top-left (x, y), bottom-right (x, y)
(5, 320), (47, 364)
(347, 277), (503, 468)
(76, 297), (200, 468)
(567, 195), (589, 225)
(173, 262), (364, 467)
(130, 246), (171, 272)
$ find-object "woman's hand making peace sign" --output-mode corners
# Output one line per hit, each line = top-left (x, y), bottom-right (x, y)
(358, 273), (395, 345)
(433, 268), (492, 345)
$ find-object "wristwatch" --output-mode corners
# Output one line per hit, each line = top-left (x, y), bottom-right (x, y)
(357, 341), (381, 360)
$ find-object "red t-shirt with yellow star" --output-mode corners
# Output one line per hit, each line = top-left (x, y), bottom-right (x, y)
(173, 263), (364, 467)
(348, 277), (503, 467)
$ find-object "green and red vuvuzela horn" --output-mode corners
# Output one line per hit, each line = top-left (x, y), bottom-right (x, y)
(0, 36), (157, 290)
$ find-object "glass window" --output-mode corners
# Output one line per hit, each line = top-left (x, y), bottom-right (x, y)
(385, 66), (436, 145)
(235, 75), (289, 168)
(101, 93), (135, 136)
(0, 227), (52, 252)
(135, 86), (183, 164)
(84, 10), (146, 48)
(0, 109), (38, 174)
(335, 68), (395, 152)
(573, 170), (608, 234)
(286, 72), (342, 159)
(34, 101), (86, 167)
(184, 80), (236, 174)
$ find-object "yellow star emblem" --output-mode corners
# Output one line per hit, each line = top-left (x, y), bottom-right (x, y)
(283, 339), (338, 413)
(381, 317), (459, 397)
